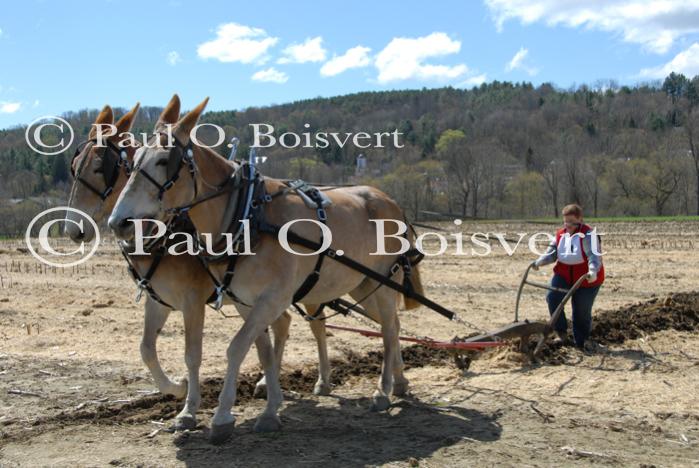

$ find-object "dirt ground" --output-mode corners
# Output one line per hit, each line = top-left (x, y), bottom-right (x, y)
(1, 220), (698, 467)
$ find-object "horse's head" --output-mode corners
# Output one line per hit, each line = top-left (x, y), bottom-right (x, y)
(108, 95), (210, 241)
(64, 102), (140, 243)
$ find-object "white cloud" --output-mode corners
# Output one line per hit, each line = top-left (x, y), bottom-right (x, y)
(458, 74), (488, 87)
(485, 0), (699, 54)
(0, 27), (3, 37)
(32, 99), (40, 108)
(375, 32), (468, 83)
(506, 47), (527, 70)
(251, 67), (288, 84)
(0, 101), (21, 114)
(320, 46), (372, 77)
(639, 42), (699, 78)
(505, 47), (538, 75)
(278, 36), (326, 64)
(197, 22), (278, 64)
(166, 51), (181, 66)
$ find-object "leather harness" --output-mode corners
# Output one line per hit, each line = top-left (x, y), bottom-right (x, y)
(125, 139), (432, 320)
(71, 138), (131, 201)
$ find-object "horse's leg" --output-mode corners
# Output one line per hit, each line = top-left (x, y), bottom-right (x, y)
(390, 304), (409, 397)
(173, 303), (205, 430)
(252, 326), (284, 433)
(255, 305), (331, 397)
(210, 297), (286, 444)
(373, 291), (401, 409)
(305, 305), (332, 396)
(352, 282), (409, 397)
(140, 296), (186, 398)
(349, 282), (399, 411)
(254, 310), (291, 398)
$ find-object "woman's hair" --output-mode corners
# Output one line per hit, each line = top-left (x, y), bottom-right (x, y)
(562, 203), (583, 217)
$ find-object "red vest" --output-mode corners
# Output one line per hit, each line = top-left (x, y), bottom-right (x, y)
(552, 224), (605, 288)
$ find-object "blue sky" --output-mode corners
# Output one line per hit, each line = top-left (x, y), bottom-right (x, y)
(1, 0), (699, 129)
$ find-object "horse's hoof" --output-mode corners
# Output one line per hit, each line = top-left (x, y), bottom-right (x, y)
(209, 421), (236, 445)
(173, 415), (197, 431)
(313, 382), (332, 396)
(371, 395), (391, 412)
(253, 414), (282, 433)
(392, 382), (409, 397)
(253, 383), (267, 399)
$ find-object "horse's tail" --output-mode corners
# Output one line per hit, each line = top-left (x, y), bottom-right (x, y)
(402, 219), (424, 310)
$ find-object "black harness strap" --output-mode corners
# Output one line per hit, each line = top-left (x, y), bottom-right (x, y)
(206, 174), (334, 311)
(165, 179), (241, 216)
(137, 134), (197, 201)
(290, 188), (329, 305)
(203, 165), (263, 309)
(293, 298), (348, 322)
(198, 254), (248, 309)
(395, 221), (425, 296)
(258, 220), (455, 321)
(121, 246), (173, 309)
(119, 213), (209, 311)
(72, 139), (130, 201)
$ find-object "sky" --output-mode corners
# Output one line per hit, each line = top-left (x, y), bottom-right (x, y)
(1, 0), (699, 129)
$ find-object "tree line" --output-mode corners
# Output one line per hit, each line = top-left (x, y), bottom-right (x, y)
(1, 73), (698, 234)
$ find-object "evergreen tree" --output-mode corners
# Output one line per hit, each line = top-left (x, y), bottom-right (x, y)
(51, 154), (69, 184)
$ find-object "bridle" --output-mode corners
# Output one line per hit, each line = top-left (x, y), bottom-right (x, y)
(71, 139), (131, 201)
(135, 132), (251, 221)
(136, 133), (198, 201)
(128, 133), (253, 310)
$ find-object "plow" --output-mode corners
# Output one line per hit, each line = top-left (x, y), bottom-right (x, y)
(316, 259), (588, 369)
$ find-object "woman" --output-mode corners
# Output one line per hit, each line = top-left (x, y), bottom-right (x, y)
(532, 204), (604, 350)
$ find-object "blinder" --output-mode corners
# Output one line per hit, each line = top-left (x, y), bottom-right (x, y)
(71, 139), (130, 201)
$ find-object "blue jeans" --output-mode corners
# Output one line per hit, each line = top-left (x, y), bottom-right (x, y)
(546, 273), (600, 347)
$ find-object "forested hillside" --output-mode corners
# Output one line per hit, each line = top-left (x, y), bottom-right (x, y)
(1, 73), (699, 234)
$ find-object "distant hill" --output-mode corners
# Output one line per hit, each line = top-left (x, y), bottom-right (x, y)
(1, 75), (699, 235)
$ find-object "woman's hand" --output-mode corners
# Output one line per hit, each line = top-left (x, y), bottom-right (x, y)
(531, 260), (539, 271)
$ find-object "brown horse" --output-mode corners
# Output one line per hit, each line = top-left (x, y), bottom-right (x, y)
(64, 98), (333, 431)
(108, 96), (423, 444)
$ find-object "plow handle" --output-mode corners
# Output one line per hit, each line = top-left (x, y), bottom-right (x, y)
(514, 262), (535, 322)
(533, 274), (588, 356)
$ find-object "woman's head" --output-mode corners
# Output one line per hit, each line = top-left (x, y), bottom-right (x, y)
(562, 203), (583, 233)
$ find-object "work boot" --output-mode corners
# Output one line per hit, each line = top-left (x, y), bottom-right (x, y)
(577, 340), (596, 355)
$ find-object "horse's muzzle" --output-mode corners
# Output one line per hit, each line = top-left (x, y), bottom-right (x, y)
(108, 215), (135, 240)
(64, 217), (95, 243)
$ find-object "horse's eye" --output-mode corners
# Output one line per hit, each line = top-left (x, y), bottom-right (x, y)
(94, 168), (103, 174)
(156, 159), (168, 166)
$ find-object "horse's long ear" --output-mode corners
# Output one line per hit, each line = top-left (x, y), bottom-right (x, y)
(88, 105), (114, 139)
(174, 97), (209, 143)
(155, 94), (181, 132)
(114, 102), (140, 137)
